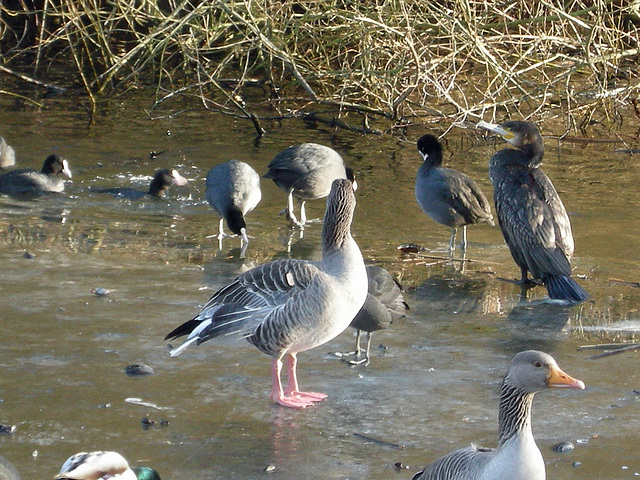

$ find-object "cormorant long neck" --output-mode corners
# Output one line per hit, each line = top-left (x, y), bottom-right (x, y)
(321, 181), (355, 253)
(517, 140), (544, 168)
(497, 381), (535, 447)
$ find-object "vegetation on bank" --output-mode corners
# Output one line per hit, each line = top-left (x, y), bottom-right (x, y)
(1, 0), (639, 134)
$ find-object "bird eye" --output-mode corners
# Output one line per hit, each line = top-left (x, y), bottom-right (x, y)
(534, 361), (542, 368)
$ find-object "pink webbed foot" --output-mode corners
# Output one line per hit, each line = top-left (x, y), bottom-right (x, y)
(271, 392), (322, 409)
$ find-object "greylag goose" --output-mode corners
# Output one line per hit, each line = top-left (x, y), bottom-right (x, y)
(339, 265), (409, 366)
(415, 134), (494, 254)
(411, 350), (585, 480)
(96, 169), (188, 199)
(264, 143), (355, 227)
(0, 137), (16, 169)
(54, 451), (160, 480)
(0, 154), (71, 195)
(0, 455), (20, 480)
(165, 178), (367, 408)
(205, 159), (262, 252)
(478, 120), (588, 302)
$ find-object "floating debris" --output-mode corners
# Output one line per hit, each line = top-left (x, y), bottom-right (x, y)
(397, 243), (427, 254)
(141, 416), (169, 430)
(125, 364), (155, 376)
(394, 462), (410, 471)
(352, 432), (405, 449)
(552, 441), (575, 453)
(22, 251), (36, 259)
(91, 287), (112, 296)
(125, 397), (171, 410)
(264, 465), (276, 472)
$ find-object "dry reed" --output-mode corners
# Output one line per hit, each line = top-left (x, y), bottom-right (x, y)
(1, 0), (638, 133)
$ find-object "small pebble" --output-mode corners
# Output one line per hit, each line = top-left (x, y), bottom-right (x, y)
(125, 364), (154, 376)
(552, 441), (574, 453)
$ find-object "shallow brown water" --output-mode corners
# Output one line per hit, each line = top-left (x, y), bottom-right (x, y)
(0, 95), (640, 480)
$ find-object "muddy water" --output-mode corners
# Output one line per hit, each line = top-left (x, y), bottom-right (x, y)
(0, 95), (639, 480)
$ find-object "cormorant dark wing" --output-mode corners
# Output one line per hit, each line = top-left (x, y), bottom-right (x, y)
(493, 165), (572, 278)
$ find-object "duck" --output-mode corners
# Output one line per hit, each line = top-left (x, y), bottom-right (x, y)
(338, 265), (409, 366)
(0, 154), (71, 195)
(415, 134), (494, 254)
(54, 451), (160, 480)
(411, 350), (585, 480)
(205, 159), (262, 252)
(264, 143), (355, 227)
(478, 120), (588, 302)
(95, 169), (188, 200)
(165, 178), (367, 408)
(0, 137), (16, 169)
(0, 455), (21, 480)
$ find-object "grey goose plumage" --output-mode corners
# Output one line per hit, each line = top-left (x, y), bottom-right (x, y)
(478, 120), (588, 302)
(411, 350), (585, 480)
(205, 159), (261, 252)
(264, 143), (355, 227)
(165, 178), (367, 408)
(0, 154), (71, 195)
(415, 134), (494, 254)
(0, 455), (20, 480)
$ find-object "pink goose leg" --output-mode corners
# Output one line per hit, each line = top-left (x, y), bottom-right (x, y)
(269, 353), (327, 408)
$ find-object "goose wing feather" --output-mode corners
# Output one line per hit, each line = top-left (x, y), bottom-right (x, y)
(412, 444), (494, 480)
(166, 259), (322, 352)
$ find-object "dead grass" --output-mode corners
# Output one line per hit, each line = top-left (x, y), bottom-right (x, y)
(1, 0), (638, 133)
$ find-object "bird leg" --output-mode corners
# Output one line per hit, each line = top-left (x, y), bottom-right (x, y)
(285, 190), (305, 228)
(459, 225), (468, 251)
(269, 354), (326, 408)
(347, 331), (372, 367)
(284, 353), (327, 402)
(448, 228), (457, 255)
(334, 330), (360, 359)
(299, 200), (307, 225)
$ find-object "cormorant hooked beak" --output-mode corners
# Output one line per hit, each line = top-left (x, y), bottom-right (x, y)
(477, 121), (515, 141)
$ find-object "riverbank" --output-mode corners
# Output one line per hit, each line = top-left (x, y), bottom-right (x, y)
(1, 1), (639, 133)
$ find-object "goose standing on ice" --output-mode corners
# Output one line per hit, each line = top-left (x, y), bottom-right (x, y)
(166, 178), (367, 408)
(415, 134), (494, 254)
(264, 143), (355, 227)
(411, 350), (585, 480)
(205, 159), (261, 253)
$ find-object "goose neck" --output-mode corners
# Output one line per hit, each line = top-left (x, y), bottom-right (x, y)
(497, 382), (535, 447)
(321, 189), (355, 252)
